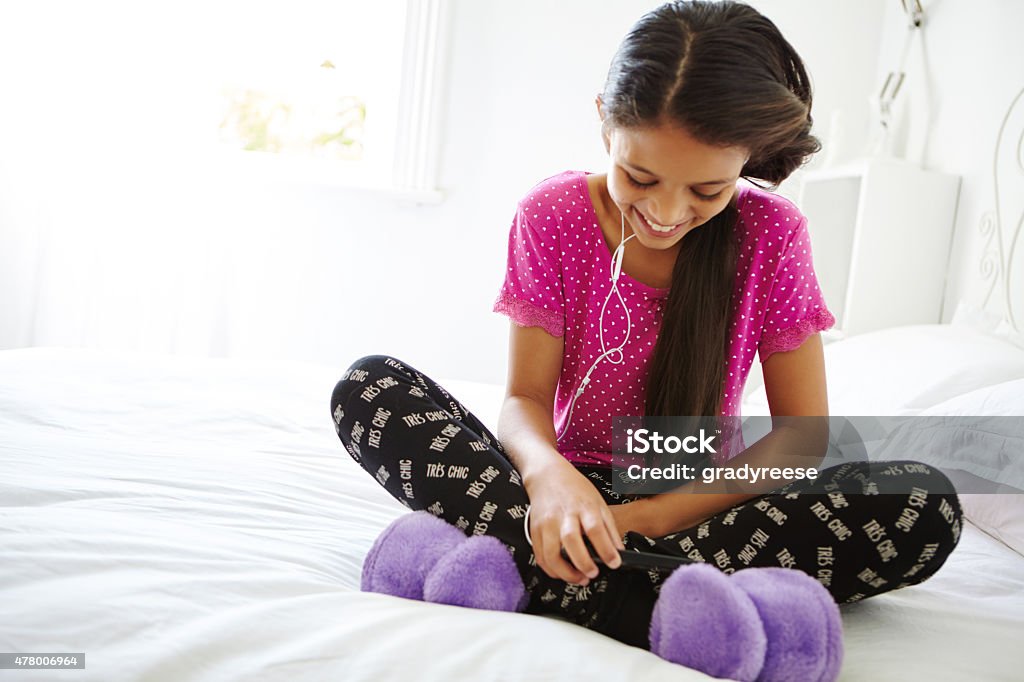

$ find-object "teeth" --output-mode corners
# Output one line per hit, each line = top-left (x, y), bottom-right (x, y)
(641, 212), (676, 232)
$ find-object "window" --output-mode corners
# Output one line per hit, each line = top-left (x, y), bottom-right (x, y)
(207, 0), (448, 202)
(0, 0), (448, 202)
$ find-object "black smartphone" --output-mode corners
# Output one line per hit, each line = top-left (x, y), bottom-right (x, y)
(559, 543), (695, 573)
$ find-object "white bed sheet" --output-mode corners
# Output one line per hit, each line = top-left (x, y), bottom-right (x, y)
(1, 348), (1022, 681)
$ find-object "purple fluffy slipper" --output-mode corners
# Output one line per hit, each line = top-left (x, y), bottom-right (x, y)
(361, 510), (529, 613)
(650, 563), (843, 682)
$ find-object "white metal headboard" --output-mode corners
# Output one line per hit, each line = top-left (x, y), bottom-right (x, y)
(979, 85), (1024, 335)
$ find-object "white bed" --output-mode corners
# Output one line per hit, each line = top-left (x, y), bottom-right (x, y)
(6, 81), (1024, 682)
(2, 337), (1024, 682)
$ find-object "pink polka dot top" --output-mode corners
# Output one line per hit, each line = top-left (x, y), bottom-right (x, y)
(493, 170), (835, 467)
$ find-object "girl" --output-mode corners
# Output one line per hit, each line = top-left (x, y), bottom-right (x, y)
(332, 0), (961, 659)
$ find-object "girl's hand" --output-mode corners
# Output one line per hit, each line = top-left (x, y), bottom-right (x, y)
(525, 461), (625, 586)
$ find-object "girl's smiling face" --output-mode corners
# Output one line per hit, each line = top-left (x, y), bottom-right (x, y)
(600, 114), (750, 253)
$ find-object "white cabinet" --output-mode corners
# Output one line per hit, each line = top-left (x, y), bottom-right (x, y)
(797, 157), (960, 341)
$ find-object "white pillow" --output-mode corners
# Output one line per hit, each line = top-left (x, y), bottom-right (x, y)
(950, 299), (1024, 351)
(916, 377), (1024, 418)
(870, 377), (1024, 489)
(960, 493), (1024, 557)
(744, 324), (1024, 416)
(909, 378), (1024, 556)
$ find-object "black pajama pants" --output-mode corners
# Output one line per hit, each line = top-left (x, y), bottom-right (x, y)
(330, 355), (963, 650)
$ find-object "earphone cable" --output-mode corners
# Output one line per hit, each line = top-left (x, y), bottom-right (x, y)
(556, 210), (634, 443)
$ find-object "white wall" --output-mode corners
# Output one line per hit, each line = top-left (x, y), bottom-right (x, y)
(0, 1), (888, 388)
(869, 0), (1024, 325)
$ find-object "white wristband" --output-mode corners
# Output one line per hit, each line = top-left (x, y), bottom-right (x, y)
(523, 504), (533, 547)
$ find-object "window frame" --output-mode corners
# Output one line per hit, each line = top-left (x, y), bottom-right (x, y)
(214, 0), (450, 206)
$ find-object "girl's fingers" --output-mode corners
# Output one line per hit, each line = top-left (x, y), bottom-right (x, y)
(561, 519), (600, 581)
(582, 512), (622, 569)
(539, 521), (588, 584)
(600, 505), (627, 550)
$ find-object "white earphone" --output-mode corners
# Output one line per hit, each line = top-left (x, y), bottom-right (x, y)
(556, 210), (636, 443)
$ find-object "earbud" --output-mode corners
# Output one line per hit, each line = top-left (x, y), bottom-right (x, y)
(611, 213), (636, 283)
(611, 245), (625, 282)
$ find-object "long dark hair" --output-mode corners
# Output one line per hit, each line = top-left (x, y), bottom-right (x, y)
(600, 0), (821, 417)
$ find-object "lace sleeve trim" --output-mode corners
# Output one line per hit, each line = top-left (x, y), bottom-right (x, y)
(758, 308), (836, 362)
(493, 292), (564, 338)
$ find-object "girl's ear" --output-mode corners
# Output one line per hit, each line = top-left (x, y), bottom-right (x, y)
(596, 97), (611, 153)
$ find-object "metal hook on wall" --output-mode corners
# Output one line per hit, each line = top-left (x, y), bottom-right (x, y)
(877, 1), (924, 132)
(900, 0), (925, 28)
(869, 0), (930, 158)
(878, 71), (907, 129)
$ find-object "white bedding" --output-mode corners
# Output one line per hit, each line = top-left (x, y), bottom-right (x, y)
(2, 347), (1023, 681)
